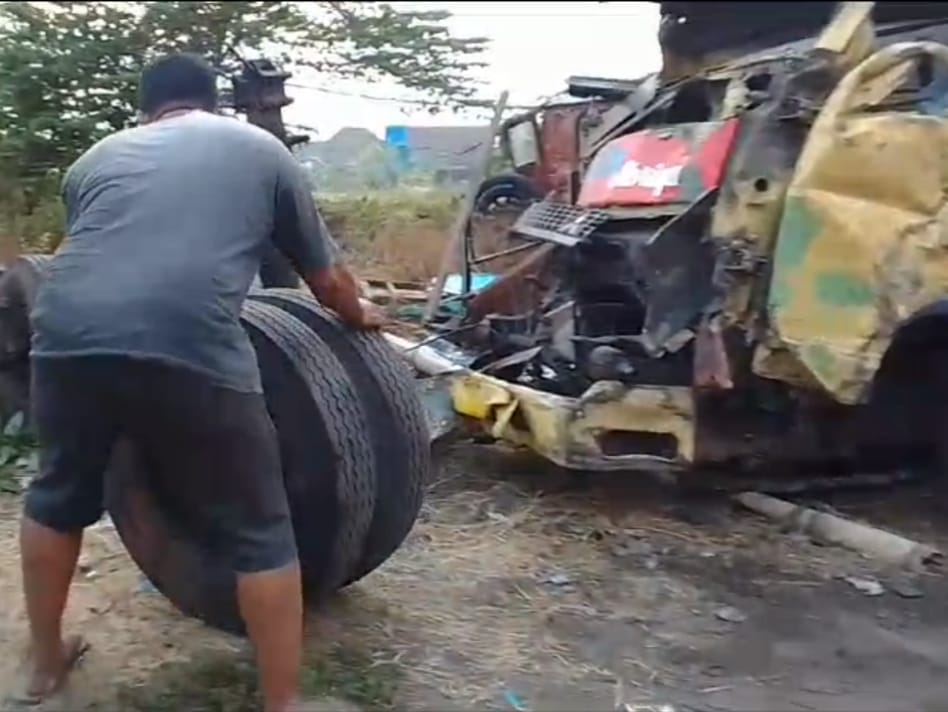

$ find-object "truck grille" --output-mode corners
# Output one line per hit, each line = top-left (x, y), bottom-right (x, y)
(513, 200), (611, 246)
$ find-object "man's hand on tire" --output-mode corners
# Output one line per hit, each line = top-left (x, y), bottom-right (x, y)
(347, 301), (386, 331)
(306, 264), (387, 332)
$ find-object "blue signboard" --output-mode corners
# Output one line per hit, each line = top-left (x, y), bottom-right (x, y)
(385, 125), (413, 171)
(385, 125), (410, 147)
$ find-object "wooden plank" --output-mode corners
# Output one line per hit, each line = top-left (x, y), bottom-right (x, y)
(423, 91), (510, 322)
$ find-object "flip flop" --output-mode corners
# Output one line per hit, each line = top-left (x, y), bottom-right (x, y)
(7, 636), (90, 708)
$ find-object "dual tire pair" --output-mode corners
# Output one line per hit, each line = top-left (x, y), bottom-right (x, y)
(0, 256), (429, 634)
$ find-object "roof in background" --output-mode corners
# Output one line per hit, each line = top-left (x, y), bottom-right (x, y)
(390, 125), (490, 170)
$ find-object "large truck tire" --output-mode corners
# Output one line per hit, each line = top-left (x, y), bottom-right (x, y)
(0, 254), (51, 361)
(472, 173), (542, 216)
(250, 288), (429, 585)
(104, 301), (377, 634)
(0, 254), (52, 429)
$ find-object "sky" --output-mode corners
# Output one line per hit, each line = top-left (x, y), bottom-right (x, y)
(283, 1), (662, 140)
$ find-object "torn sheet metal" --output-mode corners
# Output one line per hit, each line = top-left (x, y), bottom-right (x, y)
(414, 374), (462, 442)
(765, 42), (948, 403)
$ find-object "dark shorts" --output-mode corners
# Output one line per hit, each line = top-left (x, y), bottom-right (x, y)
(24, 355), (297, 574)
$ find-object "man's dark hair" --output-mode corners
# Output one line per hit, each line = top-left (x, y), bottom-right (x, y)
(139, 53), (219, 116)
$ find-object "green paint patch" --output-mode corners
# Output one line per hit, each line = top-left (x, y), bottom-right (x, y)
(770, 196), (821, 310)
(775, 196), (819, 268)
(814, 271), (876, 308)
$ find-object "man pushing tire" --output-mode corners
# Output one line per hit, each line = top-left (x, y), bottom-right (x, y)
(14, 53), (381, 711)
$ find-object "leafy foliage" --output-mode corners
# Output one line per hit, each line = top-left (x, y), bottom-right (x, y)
(0, 413), (37, 494)
(0, 2), (144, 208)
(0, 1), (486, 209)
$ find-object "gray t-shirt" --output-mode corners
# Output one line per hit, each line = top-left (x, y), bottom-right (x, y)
(30, 111), (334, 393)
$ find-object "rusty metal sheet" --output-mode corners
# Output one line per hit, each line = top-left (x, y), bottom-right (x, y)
(763, 42), (948, 404)
(537, 107), (584, 201)
(465, 243), (557, 322)
(693, 316), (734, 390)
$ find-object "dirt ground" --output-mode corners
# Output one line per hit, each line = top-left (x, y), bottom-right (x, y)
(0, 442), (947, 711)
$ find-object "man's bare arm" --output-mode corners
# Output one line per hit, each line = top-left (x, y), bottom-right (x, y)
(269, 149), (382, 330)
(303, 263), (383, 330)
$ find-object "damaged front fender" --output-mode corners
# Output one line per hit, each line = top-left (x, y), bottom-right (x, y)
(765, 42), (948, 403)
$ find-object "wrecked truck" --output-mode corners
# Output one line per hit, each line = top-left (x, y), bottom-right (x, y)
(414, 1), (948, 485)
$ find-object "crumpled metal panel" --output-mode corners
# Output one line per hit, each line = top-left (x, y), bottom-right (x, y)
(765, 42), (948, 404)
(537, 107), (584, 201)
(450, 371), (695, 470)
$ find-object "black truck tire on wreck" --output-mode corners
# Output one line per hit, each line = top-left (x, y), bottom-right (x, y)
(250, 288), (429, 585)
(104, 300), (378, 634)
(472, 173), (542, 216)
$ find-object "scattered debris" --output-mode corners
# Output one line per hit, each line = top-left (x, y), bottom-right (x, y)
(714, 605), (748, 623)
(610, 537), (655, 559)
(544, 572), (572, 587)
(77, 557), (100, 580)
(843, 576), (885, 597)
(502, 687), (529, 711)
(889, 577), (924, 599)
(137, 577), (159, 595)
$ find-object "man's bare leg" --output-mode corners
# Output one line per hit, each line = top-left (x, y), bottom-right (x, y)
(237, 562), (304, 712)
(20, 515), (87, 699)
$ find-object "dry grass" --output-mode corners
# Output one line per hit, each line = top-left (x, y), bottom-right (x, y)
(0, 190), (533, 296)
(0, 497), (398, 711)
(0, 447), (707, 709)
(313, 444), (862, 706)
(0, 442), (905, 711)
(311, 447), (718, 706)
(321, 192), (530, 284)
(320, 192), (457, 283)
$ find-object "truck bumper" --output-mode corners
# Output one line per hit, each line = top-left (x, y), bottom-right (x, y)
(448, 371), (695, 471)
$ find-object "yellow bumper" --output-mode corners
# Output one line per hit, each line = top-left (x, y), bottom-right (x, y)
(450, 371), (695, 471)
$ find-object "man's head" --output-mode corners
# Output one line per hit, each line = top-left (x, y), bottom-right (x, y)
(138, 53), (218, 123)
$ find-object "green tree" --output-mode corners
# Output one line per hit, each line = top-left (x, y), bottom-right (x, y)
(0, 1), (486, 211)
